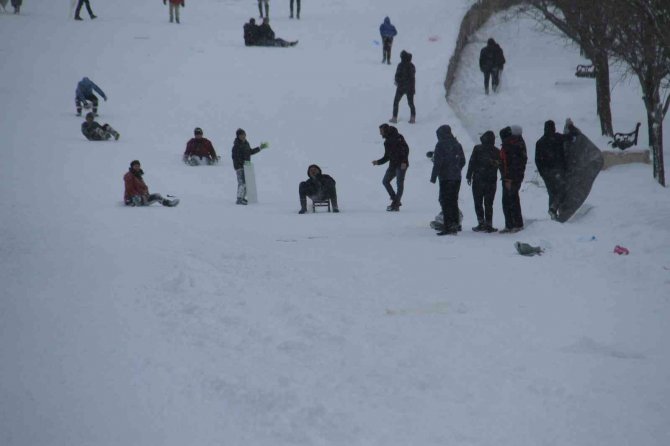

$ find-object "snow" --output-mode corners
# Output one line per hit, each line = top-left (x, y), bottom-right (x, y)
(1, 1), (669, 445)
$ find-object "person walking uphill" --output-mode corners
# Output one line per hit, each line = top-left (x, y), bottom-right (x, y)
(298, 165), (339, 214)
(466, 130), (500, 232)
(479, 38), (505, 94)
(163, 0), (185, 24)
(535, 120), (567, 220)
(499, 125), (527, 233)
(231, 128), (268, 205)
(379, 17), (397, 65)
(75, 77), (107, 117)
(430, 125), (465, 235)
(373, 124), (409, 211)
(390, 50), (416, 124)
(124, 160), (179, 207)
(74, 0), (96, 20)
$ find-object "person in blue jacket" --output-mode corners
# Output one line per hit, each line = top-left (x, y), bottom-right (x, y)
(75, 77), (107, 117)
(379, 17), (397, 64)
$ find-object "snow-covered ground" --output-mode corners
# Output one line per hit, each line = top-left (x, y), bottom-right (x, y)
(1, 1), (669, 445)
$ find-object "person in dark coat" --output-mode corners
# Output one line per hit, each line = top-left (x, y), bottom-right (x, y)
(390, 50), (416, 124)
(298, 165), (339, 214)
(81, 112), (119, 141)
(75, 77), (107, 116)
(499, 125), (527, 232)
(289, 0), (300, 19)
(535, 120), (567, 220)
(231, 128), (267, 205)
(430, 125), (465, 235)
(124, 160), (179, 207)
(74, 0), (96, 20)
(244, 18), (259, 46)
(10, 0), (21, 14)
(466, 130), (500, 232)
(183, 127), (218, 165)
(256, 18), (297, 47)
(479, 38), (505, 94)
(373, 123), (410, 211)
(379, 17), (398, 65)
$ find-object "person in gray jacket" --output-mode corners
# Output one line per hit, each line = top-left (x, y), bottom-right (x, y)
(430, 125), (465, 235)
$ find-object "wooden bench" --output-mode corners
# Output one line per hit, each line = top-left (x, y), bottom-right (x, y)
(609, 122), (641, 150)
(575, 64), (596, 78)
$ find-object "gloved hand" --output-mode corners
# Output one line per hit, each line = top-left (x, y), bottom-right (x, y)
(260, 141), (269, 149)
(430, 178), (436, 184)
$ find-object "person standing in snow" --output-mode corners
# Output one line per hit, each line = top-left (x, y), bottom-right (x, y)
(430, 125), (465, 235)
(379, 17), (397, 65)
(466, 130), (500, 232)
(10, 0), (21, 14)
(479, 38), (505, 94)
(373, 123), (409, 212)
(499, 125), (527, 233)
(256, 18), (298, 47)
(81, 112), (119, 141)
(74, 0), (96, 20)
(390, 50), (416, 124)
(124, 160), (179, 207)
(183, 127), (218, 165)
(258, 0), (269, 19)
(231, 128), (268, 205)
(298, 165), (339, 214)
(289, 0), (300, 19)
(535, 120), (567, 220)
(163, 0), (184, 24)
(75, 77), (107, 117)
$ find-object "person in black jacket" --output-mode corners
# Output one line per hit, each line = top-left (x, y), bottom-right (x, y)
(231, 128), (267, 205)
(243, 18), (259, 46)
(479, 38), (505, 94)
(499, 125), (527, 232)
(430, 125), (465, 235)
(81, 112), (119, 141)
(390, 50), (416, 124)
(466, 130), (500, 232)
(298, 165), (339, 214)
(255, 18), (297, 47)
(535, 120), (567, 220)
(373, 124), (410, 211)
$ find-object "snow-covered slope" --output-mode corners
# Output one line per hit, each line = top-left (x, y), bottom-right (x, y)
(1, 1), (668, 445)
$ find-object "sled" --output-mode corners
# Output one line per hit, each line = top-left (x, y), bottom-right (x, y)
(243, 161), (258, 203)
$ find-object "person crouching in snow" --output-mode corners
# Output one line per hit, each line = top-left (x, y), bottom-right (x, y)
(124, 160), (179, 207)
(298, 165), (339, 214)
(256, 18), (298, 47)
(75, 76), (107, 117)
(81, 112), (119, 141)
(183, 127), (218, 165)
(231, 128), (268, 205)
(163, 0), (184, 24)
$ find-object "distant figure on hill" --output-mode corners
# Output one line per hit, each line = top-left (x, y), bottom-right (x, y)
(244, 18), (259, 46)
(75, 77), (107, 117)
(535, 119), (567, 220)
(231, 128), (268, 205)
(10, 0), (21, 14)
(466, 130), (500, 233)
(183, 127), (218, 165)
(373, 123), (410, 212)
(163, 0), (184, 24)
(81, 112), (119, 141)
(379, 17), (397, 64)
(254, 18), (298, 47)
(74, 0), (96, 20)
(298, 165), (339, 214)
(124, 160), (179, 207)
(430, 125), (465, 235)
(389, 50), (416, 124)
(289, 0), (300, 19)
(479, 38), (505, 94)
(258, 0), (269, 19)
(499, 125), (527, 233)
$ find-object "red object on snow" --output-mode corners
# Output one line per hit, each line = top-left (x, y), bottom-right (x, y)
(613, 245), (630, 255)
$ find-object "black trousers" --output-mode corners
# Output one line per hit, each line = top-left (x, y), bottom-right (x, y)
(483, 68), (500, 93)
(439, 179), (461, 230)
(541, 170), (566, 213)
(382, 37), (393, 63)
(501, 181), (523, 229)
(290, 0), (300, 17)
(382, 166), (406, 203)
(299, 181), (338, 208)
(75, 0), (94, 18)
(76, 93), (98, 114)
(392, 88), (415, 118)
(472, 180), (496, 225)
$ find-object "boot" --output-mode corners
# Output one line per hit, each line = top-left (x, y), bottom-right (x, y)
(299, 197), (307, 214)
(472, 221), (486, 232)
(409, 115), (416, 124)
(331, 197), (339, 213)
(236, 198), (247, 205)
(389, 117), (398, 123)
(75, 16), (83, 20)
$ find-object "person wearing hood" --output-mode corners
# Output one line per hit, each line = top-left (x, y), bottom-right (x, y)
(298, 165), (339, 214)
(123, 160), (179, 207)
(183, 127), (218, 165)
(231, 128), (268, 205)
(390, 50), (416, 124)
(256, 17), (298, 47)
(535, 120), (567, 220)
(479, 38), (505, 94)
(373, 123), (410, 211)
(499, 125), (527, 232)
(81, 112), (119, 141)
(466, 130), (500, 232)
(430, 125), (465, 235)
(244, 18), (259, 45)
(75, 77), (107, 117)
(379, 17), (398, 64)
(289, 0), (300, 19)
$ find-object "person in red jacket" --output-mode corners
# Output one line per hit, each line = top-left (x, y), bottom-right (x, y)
(124, 160), (179, 207)
(163, 0), (184, 24)
(183, 127), (218, 165)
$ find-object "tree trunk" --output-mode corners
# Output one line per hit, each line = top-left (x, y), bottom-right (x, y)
(593, 52), (614, 137)
(642, 82), (666, 186)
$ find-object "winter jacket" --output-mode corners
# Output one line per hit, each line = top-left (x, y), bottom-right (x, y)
(257, 23), (275, 43)
(76, 77), (106, 102)
(244, 22), (259, 46)
(184, 137), (217, 161)
(81, 120), (106, 141)
(303, 164), (336, 198)
(167, 0), (184, 5)
(479, 40), (505, 72)
(231, 137), (261, 170)
(466, 130), (500, 184)
(376, 126), (410, 169)
(431, 125), (465, 182)
(124, 169), (149, 203)
(379, 17), (397, 38)
(394, 50), (415, 94)
(535, 120), (566, 175)
(11, 0), (22, 7)
(499, 129), (527, 182)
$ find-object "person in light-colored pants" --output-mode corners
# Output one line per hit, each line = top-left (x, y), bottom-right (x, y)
(164, 0), (184, 24)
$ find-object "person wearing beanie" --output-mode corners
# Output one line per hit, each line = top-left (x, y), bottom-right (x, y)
(390, 50), (416, 123)
(430, 125), (465, 235)
(466, 130), (501, 232)
(81, 112), (119, 141)
(231, 128), (268, 205)
(298, 165), (339, 214)
(163, 0), (185, 24)
(183, 127), (218, 165)
(123, 160), (179, 207)
(373, 123), (410, 211)
(479, 38), (505, 94)
(535, 120), (567, 220)
(499, 125), (527, 232)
